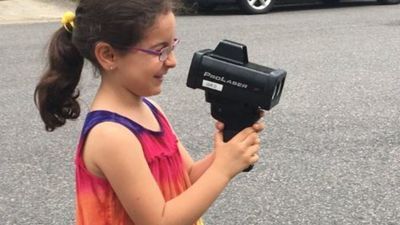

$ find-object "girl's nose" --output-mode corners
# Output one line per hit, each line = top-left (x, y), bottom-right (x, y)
(164, 51), (177, 68)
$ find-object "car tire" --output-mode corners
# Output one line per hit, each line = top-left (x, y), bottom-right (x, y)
(377, 0), (400, 4)
(238, 0), (275, 14)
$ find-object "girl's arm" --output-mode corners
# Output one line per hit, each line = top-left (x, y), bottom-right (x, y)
(178, 119), (264, 184)
(177, 141), (215, 183)
(85, 121), (260, 225)
(145, 98), (216, 183)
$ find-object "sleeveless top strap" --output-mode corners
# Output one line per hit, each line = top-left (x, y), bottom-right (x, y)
(143, 97), (158, 114)
(81, 98), (163, 136)
(77, 98), (163, 159)
(81, 111), (142, 137)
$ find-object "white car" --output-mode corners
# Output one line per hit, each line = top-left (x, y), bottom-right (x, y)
(185, 0), (400, 14)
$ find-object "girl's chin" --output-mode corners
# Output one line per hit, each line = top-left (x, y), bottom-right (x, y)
(147, 87), (162, 96)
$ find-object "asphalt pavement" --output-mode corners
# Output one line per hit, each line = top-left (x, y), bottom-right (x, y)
(1, 1), (400, 225)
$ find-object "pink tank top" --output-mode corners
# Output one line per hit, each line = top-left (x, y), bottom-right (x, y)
(75, 98), (204, 225)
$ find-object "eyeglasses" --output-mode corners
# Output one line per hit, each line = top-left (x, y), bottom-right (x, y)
(132, 38), (180, 62)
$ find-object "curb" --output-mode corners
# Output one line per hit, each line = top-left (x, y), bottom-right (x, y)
(0, 0), (75, 24)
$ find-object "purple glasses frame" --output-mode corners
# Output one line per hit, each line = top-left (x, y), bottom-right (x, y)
(132, 38), (180, 62)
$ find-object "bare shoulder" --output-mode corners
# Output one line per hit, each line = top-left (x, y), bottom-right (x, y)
(83, 121), (143, 178)
(87, 121), (142, 154)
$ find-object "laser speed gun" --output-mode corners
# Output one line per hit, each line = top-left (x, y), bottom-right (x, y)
(186, 40), (287, 172)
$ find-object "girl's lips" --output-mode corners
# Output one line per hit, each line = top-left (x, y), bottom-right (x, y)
(155, 72), (167, 79)
(154, 74), (165, 81)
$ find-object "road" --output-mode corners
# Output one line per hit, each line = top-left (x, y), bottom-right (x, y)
(1, 2), (399, 225)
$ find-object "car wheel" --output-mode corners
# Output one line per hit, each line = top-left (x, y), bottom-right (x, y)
(238, 0), (275, 14)
(377, 0), (400, 4)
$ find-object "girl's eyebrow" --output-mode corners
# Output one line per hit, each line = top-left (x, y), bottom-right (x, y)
(149, 41), (169, 49)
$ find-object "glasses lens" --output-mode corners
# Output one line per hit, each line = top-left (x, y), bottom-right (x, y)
(160, 46), (173, 61)
(159, 39), (179, 62)
(159, 48), (168, 61)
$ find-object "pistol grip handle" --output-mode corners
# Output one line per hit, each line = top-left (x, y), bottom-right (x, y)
(222, 129), (254, 172)
(212, 103), (260, 173)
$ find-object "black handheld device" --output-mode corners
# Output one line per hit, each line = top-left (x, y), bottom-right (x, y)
(186, 40), (286, 172)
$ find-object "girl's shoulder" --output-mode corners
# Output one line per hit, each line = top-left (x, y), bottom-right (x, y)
(80, 119), (143, 179)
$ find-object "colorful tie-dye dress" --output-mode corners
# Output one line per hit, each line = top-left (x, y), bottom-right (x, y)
(75, 98), (204, 225)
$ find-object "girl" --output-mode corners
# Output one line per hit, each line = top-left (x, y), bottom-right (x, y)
(34, 0), (264, 224)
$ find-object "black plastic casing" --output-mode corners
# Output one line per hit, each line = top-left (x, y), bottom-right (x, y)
(186, 40), (286, 110)
(186, 40), (287, 172)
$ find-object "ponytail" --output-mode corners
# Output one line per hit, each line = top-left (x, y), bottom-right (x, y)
(34, 28), (84, 132)
(35, 0), (173, 131)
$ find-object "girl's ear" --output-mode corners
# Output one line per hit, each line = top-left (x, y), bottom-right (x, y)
(94, 42), (117, 71)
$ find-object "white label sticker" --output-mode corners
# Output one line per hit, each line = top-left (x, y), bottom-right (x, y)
(202, 80), (223, 92)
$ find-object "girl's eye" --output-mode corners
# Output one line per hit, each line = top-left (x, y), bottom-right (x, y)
(155, 46), (167, 52)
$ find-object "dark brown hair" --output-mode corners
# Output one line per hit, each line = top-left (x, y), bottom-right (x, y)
(34, 0), (173, 131)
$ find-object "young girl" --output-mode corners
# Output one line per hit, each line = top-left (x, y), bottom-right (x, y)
(34, 0), (264, 224)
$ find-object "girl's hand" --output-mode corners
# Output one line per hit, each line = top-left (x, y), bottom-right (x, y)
(215, 109), (265, 133)
(211, 110), (266, 179)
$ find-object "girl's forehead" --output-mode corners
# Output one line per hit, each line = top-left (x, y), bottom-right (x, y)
(142, 12), (176, 42)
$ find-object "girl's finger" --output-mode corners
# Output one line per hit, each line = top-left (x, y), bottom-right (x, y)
(258, 109), (265, 117)
(249, 153), (260, 164)
(232, 127), (257, 142)
(252, 122), (265, 132)
(247, 145), (260, 158)
(214, 130), (224, 145)
(242, 132), (259, 146)
(215, 121), (224, 131)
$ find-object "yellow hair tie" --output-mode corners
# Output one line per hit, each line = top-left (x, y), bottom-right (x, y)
(61, 11), (75, 33)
